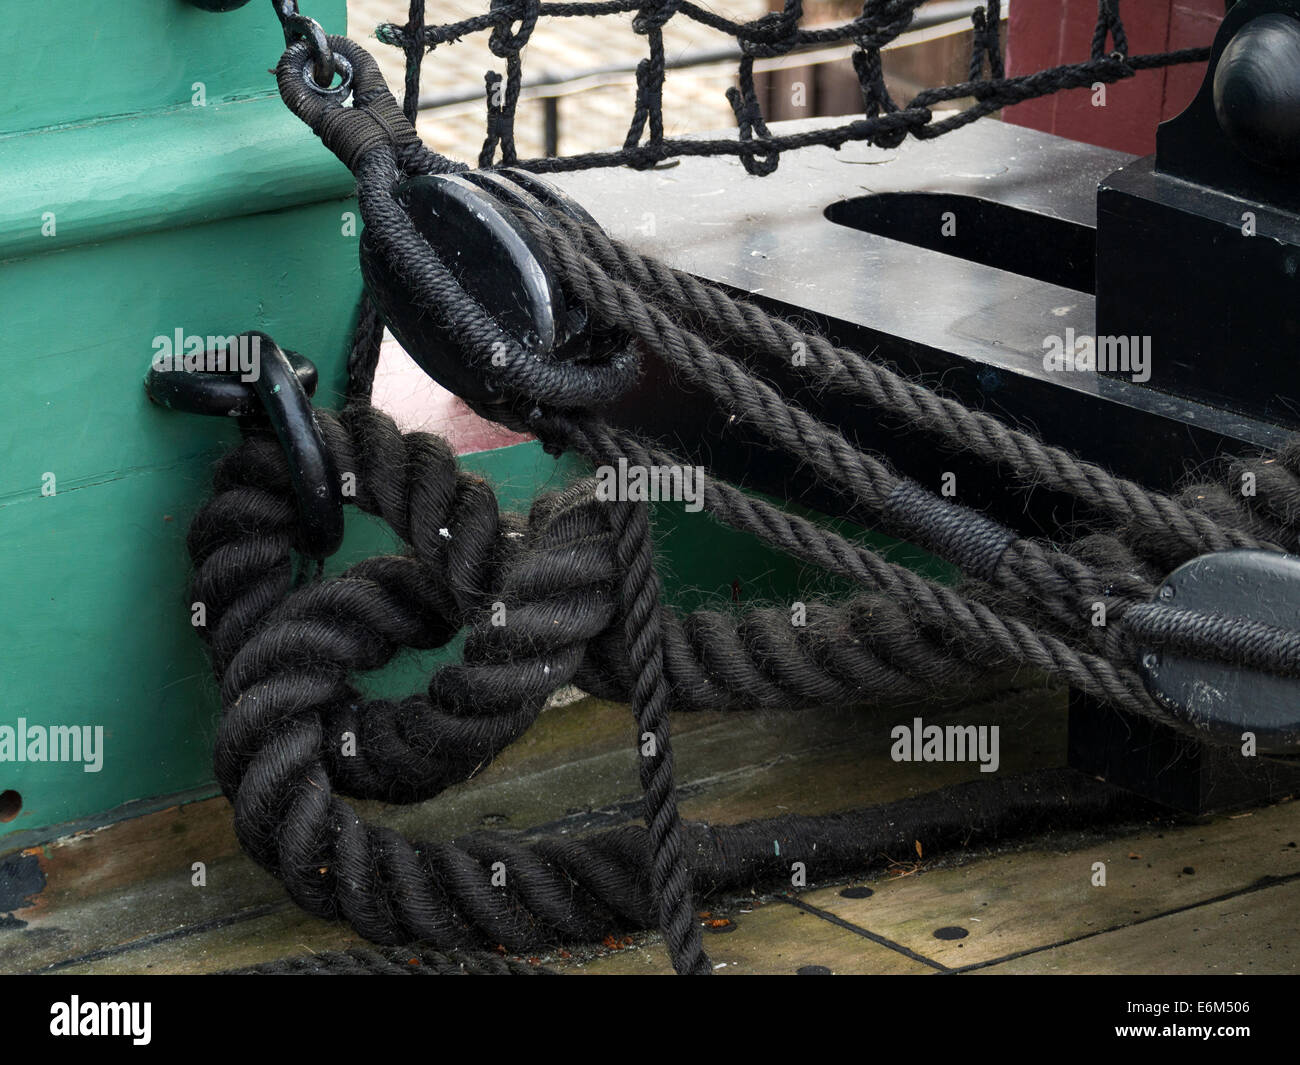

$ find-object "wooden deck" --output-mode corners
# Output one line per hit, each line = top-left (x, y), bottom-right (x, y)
(3, 679), (1296, 975)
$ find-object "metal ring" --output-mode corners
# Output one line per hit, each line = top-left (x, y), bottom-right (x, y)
(301, 50), (353, 99)
(296, 16), (338, 89)
(252, 337), (344, 559)
(272, 1), (337, 88)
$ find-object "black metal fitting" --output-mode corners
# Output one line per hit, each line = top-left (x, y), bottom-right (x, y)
(1096, 0), (1300, 428)
(144, 331), (344, 559)
(359, 168), (610, 408)
(1137, 550), (1300, 754)
(271, 0), (337, 89)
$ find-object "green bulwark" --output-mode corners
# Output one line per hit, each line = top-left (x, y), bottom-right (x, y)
(0, 0), (358, 846)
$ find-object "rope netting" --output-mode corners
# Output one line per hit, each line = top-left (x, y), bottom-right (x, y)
(373, 0), (1209, 174)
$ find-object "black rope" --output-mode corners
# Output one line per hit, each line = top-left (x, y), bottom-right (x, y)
(186, 5), (1300, 976)
(1123, 604), (1300, 678)
(519, 207), (1276, 571)
(372, 0), (1208, 175)
(189, 395), (1296, 969)
(218, 768), (1161, 974)
(222, 945), (555, 975)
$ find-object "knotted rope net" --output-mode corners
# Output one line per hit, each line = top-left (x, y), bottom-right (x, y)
(374, 0), (1206, 173)
(192, 2), (1300, 975)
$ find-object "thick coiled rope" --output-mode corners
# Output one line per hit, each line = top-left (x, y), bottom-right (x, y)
(185, 8), (1300, 975)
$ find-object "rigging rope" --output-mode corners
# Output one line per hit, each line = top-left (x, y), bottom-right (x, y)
(185, 2), (1300, 974)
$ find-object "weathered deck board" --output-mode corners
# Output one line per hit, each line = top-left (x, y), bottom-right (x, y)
(5, 680), (1297, 976)
(567, 897), (938, 975)
(977, 878), (1300, 975)
(795, 801), (1300, 971)
(50, 905), (366, 976)
(2, 683), (1057, 973)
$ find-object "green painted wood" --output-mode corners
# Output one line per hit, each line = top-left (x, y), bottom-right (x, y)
(0, 95), (355, 261)
(0, 0), (347, 136)
(0, 203), (361, 499)
(0, 0), (616, 846)
(0, 0), (361, 842)
(1, 469), (226, 836)
(0, 198), (362, 844)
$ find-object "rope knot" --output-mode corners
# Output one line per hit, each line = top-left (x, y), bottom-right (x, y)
(726, 70), (781, 175)
(737, 2), (802, 59)
(969, 1), (1004, 81)
(851, 45), (911, 148)
(1091, 0), (1129, 61)
(488, 0), (540, 57)
(853, 0), (917, 49)
(632, 0), (681, 35)
(276, 37), (424, 173)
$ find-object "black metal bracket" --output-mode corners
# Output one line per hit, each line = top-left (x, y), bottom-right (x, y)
(495, 8), (1300, 808)
(1138, 550), (1300, 752)
(144, 331), (343, 559)
(1097, 0), (1300, 427)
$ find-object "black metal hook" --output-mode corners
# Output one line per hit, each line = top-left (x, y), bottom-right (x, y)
(145, 331), (344, 559)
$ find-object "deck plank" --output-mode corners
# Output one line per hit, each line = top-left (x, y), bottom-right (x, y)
(792, 800), (1300, 970)
(20, 681), (1298, 976)
(2, 684), (1063, 973)
(976, 877), (1300, 975)
(564, 898), (939, 975)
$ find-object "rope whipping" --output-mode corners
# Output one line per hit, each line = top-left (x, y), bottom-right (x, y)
(185, 3), (1300, 974)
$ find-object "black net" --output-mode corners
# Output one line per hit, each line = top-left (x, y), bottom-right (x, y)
(374, 0), (1210, 176)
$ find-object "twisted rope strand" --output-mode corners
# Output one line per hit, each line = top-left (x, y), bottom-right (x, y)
(523, 210), (1275, 568)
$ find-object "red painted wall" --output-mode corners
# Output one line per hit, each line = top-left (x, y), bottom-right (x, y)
(1004, 0), (1224, 154)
